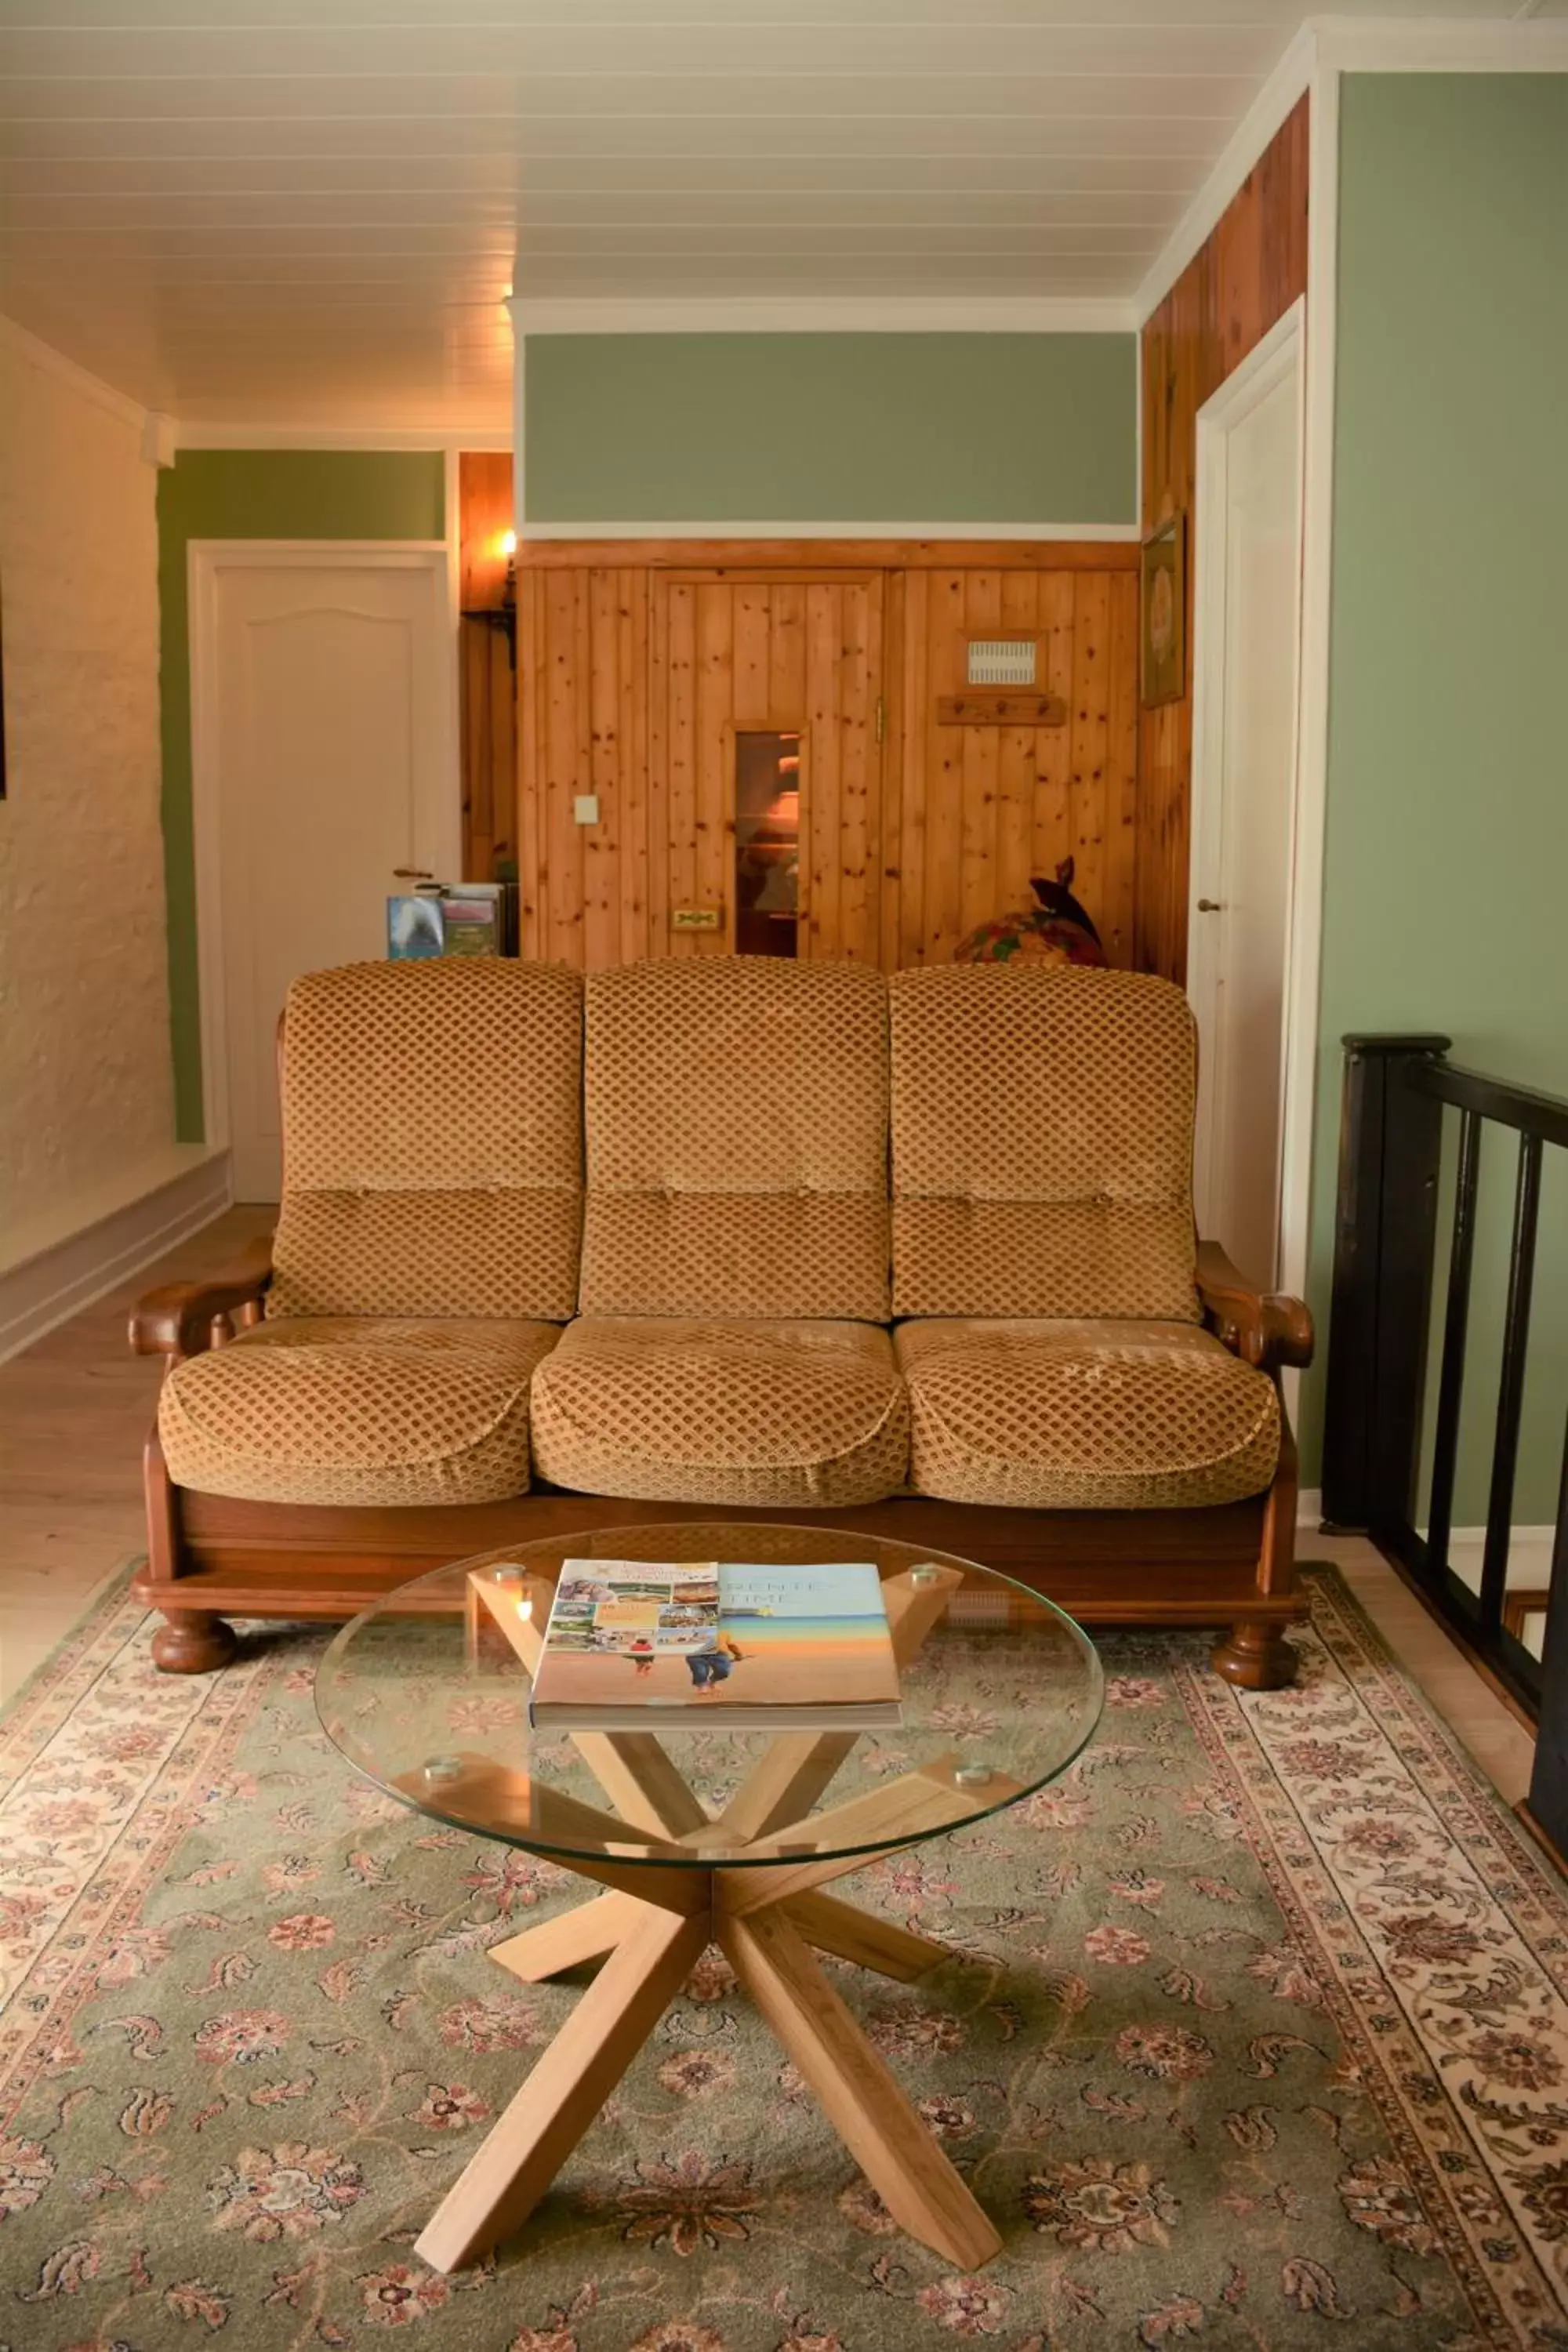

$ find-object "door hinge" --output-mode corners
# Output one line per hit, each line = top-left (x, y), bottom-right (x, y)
(874, 695), (886, 745)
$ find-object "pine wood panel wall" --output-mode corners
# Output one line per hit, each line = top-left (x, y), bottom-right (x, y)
(519, 565), (650, 966)
(517, 544), (1139, 973)
(457, 452), (517, 881)
(1137, 94), (1310, 985)
(887, 564), (1139, 969)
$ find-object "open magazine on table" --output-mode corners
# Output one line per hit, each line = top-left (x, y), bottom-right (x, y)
(527, 1559), (901, 1731)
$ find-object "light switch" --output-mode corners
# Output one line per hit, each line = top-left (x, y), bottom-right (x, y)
(573, 794), (599, 826)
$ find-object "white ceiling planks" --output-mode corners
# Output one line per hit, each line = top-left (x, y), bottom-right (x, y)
(0, 0), (1535, 430)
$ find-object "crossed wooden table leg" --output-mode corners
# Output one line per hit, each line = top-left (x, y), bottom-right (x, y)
(403, 1565), (1014, 2276)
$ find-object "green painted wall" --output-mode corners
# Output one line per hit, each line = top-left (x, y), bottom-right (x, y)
(157, 450), (445, 1138)
(1301, 74), (1568, 1523)
(523, 333), (1136, 525)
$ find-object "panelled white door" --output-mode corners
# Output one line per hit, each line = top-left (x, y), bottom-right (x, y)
(194, 547), (456, 1202)
(1189, 307), (1305, 1290)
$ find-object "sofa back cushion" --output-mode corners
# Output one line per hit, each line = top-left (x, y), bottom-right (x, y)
(889, 966), (1200, 1321)
(579, 959), (890, 1320)
(268, 960), (583, 1320)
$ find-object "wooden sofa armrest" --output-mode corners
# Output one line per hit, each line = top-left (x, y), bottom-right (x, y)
(1195, 1240), (1313, 1374)
(129, 1233), (275, 1360)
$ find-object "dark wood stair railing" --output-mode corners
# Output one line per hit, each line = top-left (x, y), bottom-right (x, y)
(1323, 1034), (1568, 1861)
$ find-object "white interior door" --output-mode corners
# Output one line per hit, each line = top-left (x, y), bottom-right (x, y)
(1189, 306), (1305, 1290)
(194, 548), (456, 1202)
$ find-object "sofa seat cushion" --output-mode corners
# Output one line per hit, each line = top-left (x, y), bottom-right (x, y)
(530, 1317), (909, 1507)
(159, 1318), (561, 1507)
(895, 1319), (1279, 1511)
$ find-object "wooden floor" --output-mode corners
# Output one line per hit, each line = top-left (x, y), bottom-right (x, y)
(0, 1207), (1538, 1808)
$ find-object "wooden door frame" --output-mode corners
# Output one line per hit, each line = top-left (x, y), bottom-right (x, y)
(187, 541), (459, 1153)
(1186, 297), (1306, 1294)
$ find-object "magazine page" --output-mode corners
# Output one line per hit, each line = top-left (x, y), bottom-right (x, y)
(533, 1557), (896, 1719)
(713, 1561), (895, 1708)
(536, 1563), (722, 1707)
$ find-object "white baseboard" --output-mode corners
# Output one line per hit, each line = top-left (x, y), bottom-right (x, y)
(0, 1146), (232, 1363)
(1299, 1484), (1555, 1594)
(1440, 1528), (1555, 1595)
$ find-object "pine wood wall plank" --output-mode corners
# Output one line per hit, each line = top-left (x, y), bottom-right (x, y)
(665, 580), (699, 955)
(924, 572), (968, 960)
(696, 583), (733, 953)
(894, 571), (927, 972)
(1105, 570), (1141, 967)
(958, 572), (1004, 938)
(518, 573), (544, 956)
(804, 583), (842, 961)
(837, 579), (877, 964)
(732, 585), (771, 731)
(1068, 570), (1112, 949)
(993, 572), (1039, 925)
(1031, 572), (1076, 884)
(618, 568), (651, 966)
(584, 568), (620, 972)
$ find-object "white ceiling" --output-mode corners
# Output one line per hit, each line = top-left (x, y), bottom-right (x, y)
(0, 1), (1551, 432)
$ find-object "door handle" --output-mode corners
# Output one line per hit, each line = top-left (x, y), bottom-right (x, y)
(1196, 898), (1224, 913)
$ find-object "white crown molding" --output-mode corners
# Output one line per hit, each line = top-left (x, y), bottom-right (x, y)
(1136, 25), (1316, 325)
(521, 519), (1139, 542)
(0, 310), (147, 435)
(1313, 15), (1568, 72)
(171, 422), (513, 452)
(509, 295), (1137, 337)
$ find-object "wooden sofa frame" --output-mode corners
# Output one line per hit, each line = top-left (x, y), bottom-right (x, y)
(129, 1237), (1312, 1687)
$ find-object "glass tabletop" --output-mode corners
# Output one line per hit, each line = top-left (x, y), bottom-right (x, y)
(315, 1523), (1103, 1871)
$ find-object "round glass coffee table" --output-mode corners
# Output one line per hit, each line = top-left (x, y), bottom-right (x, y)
(316, 1523), (1102, 2276)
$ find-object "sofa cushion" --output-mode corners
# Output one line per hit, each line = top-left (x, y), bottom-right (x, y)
(579, 960), (890, 1321)
(530, 1316), (908, 1506)
(895, 1318), (1279, 1510)
(268, 960), (583, 1322)
(159, 1319), (560, 1507)
(889, 967), (1200, 1323)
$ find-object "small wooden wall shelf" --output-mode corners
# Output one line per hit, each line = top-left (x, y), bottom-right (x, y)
(935, 691), (1068, 728)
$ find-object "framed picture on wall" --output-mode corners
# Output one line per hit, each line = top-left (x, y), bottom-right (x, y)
(1141, 514), (1186, 707)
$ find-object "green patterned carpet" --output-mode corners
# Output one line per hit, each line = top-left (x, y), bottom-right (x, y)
(2, 1568), (1566, 2351)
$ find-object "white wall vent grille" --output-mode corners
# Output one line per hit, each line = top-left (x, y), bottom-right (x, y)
(967, 639), (1037, 686)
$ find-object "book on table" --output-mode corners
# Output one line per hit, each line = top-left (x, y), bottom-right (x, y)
(527, 1559), (901, 1730)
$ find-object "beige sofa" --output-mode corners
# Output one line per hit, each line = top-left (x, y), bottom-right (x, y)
(133, 956), (1310, 1683)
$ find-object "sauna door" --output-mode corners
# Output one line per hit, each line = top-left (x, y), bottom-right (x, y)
(648, 572), (884, 963)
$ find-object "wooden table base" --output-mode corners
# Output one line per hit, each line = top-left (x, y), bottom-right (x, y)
(412, 1862), (1000, 2277)
(409, 1558), (1006, 2277)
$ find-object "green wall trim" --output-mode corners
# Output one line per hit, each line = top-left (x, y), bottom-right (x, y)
(1302, 74), (1568, 1518)
(523, 333), (1136, 525)
(157, 450), (445, 1140)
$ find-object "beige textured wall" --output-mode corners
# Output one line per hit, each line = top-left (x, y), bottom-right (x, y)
(0, 334), (174, 1231)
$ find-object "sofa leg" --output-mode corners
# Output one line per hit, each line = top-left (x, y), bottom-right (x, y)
(1211, 1619), (1298, 1692)
(151, 1610), (238, 1675)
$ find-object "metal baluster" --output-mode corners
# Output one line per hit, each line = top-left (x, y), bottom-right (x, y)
(1479, 1133), (1544, 1639)
(1425, 1109), (1482, 1586)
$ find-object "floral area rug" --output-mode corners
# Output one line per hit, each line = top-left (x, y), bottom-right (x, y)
(2, 1568), (1566, 2352)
